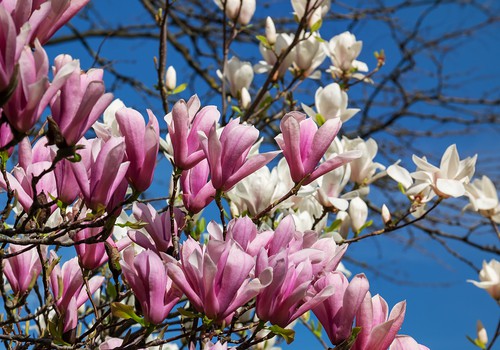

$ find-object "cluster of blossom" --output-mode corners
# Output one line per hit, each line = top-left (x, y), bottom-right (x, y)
(0, 0), (499, 349)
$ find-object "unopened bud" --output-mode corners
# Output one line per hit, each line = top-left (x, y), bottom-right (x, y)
(381, 204), (391, 225)
(240, 87), (251, 109)
(165, 66), (177, 91)
(477, 320), (488, 345)
(265, 16), (276, 45)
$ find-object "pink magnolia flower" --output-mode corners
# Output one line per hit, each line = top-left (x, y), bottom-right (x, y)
(115, 108), (159, 192)
(0, 137), (56, 211)
(71, 137), (129, 213)
(166, 237), (272, 323)
(3, 40), (76, 133)
(255, 247), (334, 327)
(3, 244), (45, 296)
(203, 341), (228, 350)
(0, 4), (27, 95)
(390, 335), (429, 350)
(50, 54), (113, 146)
(121, 248), (182, 325)
(0, 118), (14, 154)
(49, 253), (104, 333)
(127, 202), (184, 254)
(351, 293), (406, 350)
(27, 0), (90, 45)
(312, 272), (370, 345)
(275, 112), (360, 185)
(1, 0), (90, 45)
(209, 216), (273, 257)
(180, 158), (216, 213)
(167, 96), (220, 170)
(72, 226), (130, 270)
(200, 118), (280, 191)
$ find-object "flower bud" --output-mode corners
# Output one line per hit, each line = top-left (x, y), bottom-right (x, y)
(265, 17), (276, 45)
(240, 87), (251, 109)
(477, 320), (488, 345)
(349, 197), (368, 233)
(381, 204), (391, 225)
(166, 66), (177, 91)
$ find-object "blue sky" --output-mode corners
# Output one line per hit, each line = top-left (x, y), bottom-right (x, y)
(39, 0), (500, 348)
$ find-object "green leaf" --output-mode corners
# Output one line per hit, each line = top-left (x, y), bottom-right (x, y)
(315, 113), (326, 126)
(171, 83), (187, 95)
(355, 220), (373, 237)
(336, 327), (361, 350)
(466, 335), (486, 349)
(397, 182), (406, 195)
(231, 105), (242, 115)
(115, 220), (148, 230)
(326, 219), (342, 233)
(310, 19), (322, 32)
(0, 150), (9, 168)
(269, 325), (295, 344)
(106, 281), (117, 299)
(256, 35), (270, 47)
(314, 36), (326, 43)
(177, 308), (200, 319)
(111, 302), (146, 326)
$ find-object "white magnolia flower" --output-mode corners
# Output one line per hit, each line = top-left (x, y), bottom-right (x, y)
(291, 0), (331, 28)
(468, 259), (500, 301)
(381, 204), (391, 224)
(240, 86), (251, 109)
(214, 0), (256, 25)
(408, 144), (476, 201)
(342, 137), (385, 186)
(302, 82), (359, 123)
(227, 164), (288, 217)
(464, 176), (500, 221)
(292, 32), (326, 79)
(221, 56), (254, 97)
(349, 196), (368, 233)
(93, 99), (126, 140)
(327, 31), (368, 79)
(254, 33), (294, 78)
(477, 320), (488, 346)
(265, 16), (277, 45)
(165, 65), (177, 91)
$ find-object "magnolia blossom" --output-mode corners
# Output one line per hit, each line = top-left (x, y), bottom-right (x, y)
(214, 0), (256, 25)
(121, 248), (182, 325)
(116, 108), (160, 192)
(302, 83), (359, 123)
(3, 244), (46, 296)
(227, 164), (288, 217)
(200, 118), (280, 191)
(0, 5), (28, 94)
(464, 175), (500, 222)
(390, 335), (429, 350)
(254, 33), (294, 78)
(181, 158), (216, 213)
(408, 144), (476, 201)
(71, 137), (129, 213)
(327, 31), (368, 78)
(222, 56), (254, 97)
(349, 197), (368, 233)
(3, 40), (75, 133)
(275, 112), (360, 185)
(291, 33), (326, 79)
(165, 65), (177, 90)
(291, 0), (330, 28)
(342, 137), (385, 186)
(167, 237), (272, 323)
(93, 99), (126, 140)
(265, 16), (276, 44)
(127, 202), (184, 254)
(468, 259), (500, 301)
(312, 272), (370, 345)
(50, 54), (113, 145)
(167, 96), (220, 170)
(352, 293), (406, 350)
(49, 253), (104, 332)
